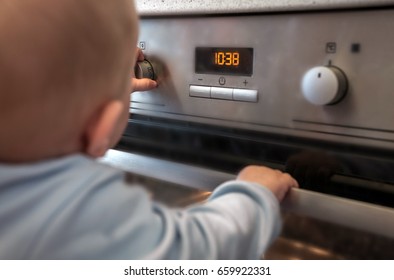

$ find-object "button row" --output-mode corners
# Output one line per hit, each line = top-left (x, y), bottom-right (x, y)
(189, 85), (258, 102)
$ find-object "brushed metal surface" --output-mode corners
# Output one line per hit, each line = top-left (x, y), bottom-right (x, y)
(132, 9), (394, 150)
(100, 149), (394, 240)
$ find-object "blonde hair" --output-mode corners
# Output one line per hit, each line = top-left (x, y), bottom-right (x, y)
(0, 0), (138, 161)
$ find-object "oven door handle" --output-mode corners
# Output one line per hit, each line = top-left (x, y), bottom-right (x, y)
(102, 149), (394, 239)
(282, 187), (394, 239)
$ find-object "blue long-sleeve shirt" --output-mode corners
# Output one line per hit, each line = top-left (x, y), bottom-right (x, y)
(0, 154), (281, 259)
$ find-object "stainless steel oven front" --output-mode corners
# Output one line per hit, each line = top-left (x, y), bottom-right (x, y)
(102, 5), (394, 259)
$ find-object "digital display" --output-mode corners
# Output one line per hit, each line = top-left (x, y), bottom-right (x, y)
(195, 47), (253, 76)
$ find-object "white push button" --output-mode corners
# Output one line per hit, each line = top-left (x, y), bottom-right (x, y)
(233, 89), (258, 102)
(189, 85), (211, 98)
(211, 87), (233, 100)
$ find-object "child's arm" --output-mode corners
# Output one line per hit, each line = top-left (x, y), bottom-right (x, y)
(15, 159), (297, 259)
(144, 166), (298, 259)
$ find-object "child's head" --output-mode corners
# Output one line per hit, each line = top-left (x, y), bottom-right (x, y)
(0, 0), (139, 162)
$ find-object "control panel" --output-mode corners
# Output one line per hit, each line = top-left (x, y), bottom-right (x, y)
(131, 9), (394, 149)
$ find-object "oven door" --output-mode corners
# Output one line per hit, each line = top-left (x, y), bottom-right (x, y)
(101, 149), (394, 260)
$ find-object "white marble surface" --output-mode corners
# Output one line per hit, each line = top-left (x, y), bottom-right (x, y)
(136, 0), (394, 15)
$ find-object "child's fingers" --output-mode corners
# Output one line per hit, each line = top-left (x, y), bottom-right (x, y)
(132, 78), (157, 92)
(136, 48), (145, 61)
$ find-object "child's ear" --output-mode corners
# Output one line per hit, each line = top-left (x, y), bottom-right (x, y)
(84, 100), (123, 158)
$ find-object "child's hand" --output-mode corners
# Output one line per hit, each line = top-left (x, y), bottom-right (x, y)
(131, 48), (158, 92)
(237, 166), (299, 202)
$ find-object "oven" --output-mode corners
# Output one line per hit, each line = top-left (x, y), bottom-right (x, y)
(101, 1), (394, 259)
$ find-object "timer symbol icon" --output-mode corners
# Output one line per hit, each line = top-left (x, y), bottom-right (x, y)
(219, 77), (226, 85)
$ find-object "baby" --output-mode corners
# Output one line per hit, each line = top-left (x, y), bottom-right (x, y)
(0, 0), (298, 259)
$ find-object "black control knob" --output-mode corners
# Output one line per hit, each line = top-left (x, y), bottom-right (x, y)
(134, 59), (156, 80)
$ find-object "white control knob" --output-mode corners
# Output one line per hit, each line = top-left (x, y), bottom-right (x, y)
(301, 66), (348, 105)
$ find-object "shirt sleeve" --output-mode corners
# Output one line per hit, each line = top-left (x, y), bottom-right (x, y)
(29, 166), (281, 259)
(146, 180), (281, 259)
